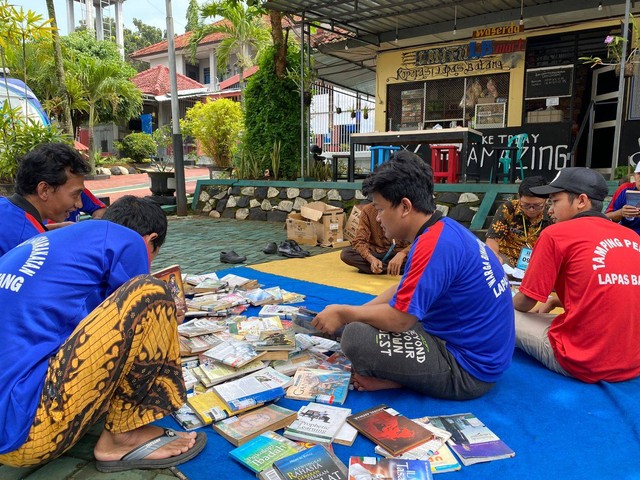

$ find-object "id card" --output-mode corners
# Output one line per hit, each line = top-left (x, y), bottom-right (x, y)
(516, 247), (533, 271)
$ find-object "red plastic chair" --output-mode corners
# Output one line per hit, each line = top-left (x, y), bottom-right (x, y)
(429, 145), (459, 183)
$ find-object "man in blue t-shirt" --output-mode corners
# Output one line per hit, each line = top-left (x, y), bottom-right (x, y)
(64, 188), (107, 222)
(312, 152), (515, 400)
(0, 142), (90, 257)
(0, 196), (205, 472)
(605, 163), (640, 234)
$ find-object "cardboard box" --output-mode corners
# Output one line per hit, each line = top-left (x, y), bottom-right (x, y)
(298, 201), (345, 247)
(476, 96), (496, 104)
(286, 213), (318, 246)
(343, 204), (363, 243)
(527, 109), (563, 123)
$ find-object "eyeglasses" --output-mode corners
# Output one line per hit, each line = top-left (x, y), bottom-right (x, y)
(519, 201), (547, 211)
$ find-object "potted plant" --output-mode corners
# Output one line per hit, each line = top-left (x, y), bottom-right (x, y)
(336, 107), (342, 114)
(350, 107), (357, 119)
(362, 105), (370, 120)
(580, 14), (639, 76)
(116, 132), (175, 197)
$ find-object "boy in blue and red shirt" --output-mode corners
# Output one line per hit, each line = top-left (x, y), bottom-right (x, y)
(312, 151), (515, 400)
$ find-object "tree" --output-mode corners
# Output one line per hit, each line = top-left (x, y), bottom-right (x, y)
(185, 0), (201, 33)
(243, 45), (302, 179)
(75, 54), (142, 171)
(181, 98), (243, 168)
(76, 18), (165, 72)
(221, 0), (288, 78)
(45, 0), (73, 135)
(189, 0), (270, 96)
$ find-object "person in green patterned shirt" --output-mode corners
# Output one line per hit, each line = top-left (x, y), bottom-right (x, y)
(486, 176), (551, 268)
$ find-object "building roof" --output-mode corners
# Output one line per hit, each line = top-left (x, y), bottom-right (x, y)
(130, 28), (227, 60)
(131, 65), (206, 96)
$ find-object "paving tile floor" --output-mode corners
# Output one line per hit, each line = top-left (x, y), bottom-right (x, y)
(0, 214), (330, 480)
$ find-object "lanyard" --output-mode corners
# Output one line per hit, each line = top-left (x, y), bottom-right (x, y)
(521, 215), (541, 248)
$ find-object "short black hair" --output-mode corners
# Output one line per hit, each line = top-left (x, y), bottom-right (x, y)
(362, 150), (436, 214)
(102, 196), (168, 250)
(518, 176), (548, 198)
(15, 142), (91, 195)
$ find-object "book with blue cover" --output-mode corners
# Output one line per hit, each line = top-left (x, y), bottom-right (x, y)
(229, 431), (305, 473)
(274, 444), (348, 480)
(286, 368), (351, 405)
(428, 413), (515, 466)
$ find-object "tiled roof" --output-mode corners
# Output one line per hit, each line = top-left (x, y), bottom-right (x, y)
(130, 16), (295, 60)
(131, 65), (205, 96)
(130, 28), (227, 59)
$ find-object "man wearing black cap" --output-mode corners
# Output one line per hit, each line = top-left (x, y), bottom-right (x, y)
(513, 167), (640, 383)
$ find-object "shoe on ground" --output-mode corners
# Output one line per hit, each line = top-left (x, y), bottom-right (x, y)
(220, 250), (246, 264)
(263, 242), (278, 254)
(284, 239), (311, 257)
(277, 241), (307, 258)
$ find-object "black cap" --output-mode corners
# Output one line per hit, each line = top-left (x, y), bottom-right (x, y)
(529, 167), (608, 201)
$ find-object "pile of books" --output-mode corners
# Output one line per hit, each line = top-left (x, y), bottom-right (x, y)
(155, 265), (515, 478)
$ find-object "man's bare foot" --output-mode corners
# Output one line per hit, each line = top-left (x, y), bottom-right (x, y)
(94, 425), (197, 462)
(352, 373), (402, 391)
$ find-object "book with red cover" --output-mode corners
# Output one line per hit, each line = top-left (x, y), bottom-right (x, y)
(346, 404), (435, 456)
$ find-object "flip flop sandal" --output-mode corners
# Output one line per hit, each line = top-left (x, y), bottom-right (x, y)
(95, 428), (207, 473)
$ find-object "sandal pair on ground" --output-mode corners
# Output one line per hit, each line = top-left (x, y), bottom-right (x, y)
(95, 428), (207, 473)
(263, 239), (310, 258)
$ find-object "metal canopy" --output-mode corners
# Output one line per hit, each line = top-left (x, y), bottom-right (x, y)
(266, 0), (633, 95)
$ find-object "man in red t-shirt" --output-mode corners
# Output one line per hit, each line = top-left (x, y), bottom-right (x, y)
(513, 167), (640, 383)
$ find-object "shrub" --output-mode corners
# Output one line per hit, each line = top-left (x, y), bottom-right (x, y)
(181, 98), (243, 168)
(0, 103), (72, 183)
(116, 132), (157, 162)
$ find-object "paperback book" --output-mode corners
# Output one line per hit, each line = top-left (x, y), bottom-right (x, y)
(213, 367), (291, 412)
(625, 189), (640, 207)
(186, 389), (259, 425)
(228, 315), (284, 339)
(213, 404), (297, 446)
(240, 288), (279, 306)
(201, 338), (267, 368)
(152, 264), (185, 304)
(178, 318), (227, 337)
(272, 351), (328, 376)
(346, 405), (435, 457)
(171, 402), (205, 431)
(283, 402), (351, 444)
(373, 416), (450, 461)
(258, 304), (301, 318)
(254, 329), (296, 351)
(348, 457), (432, 480)
(179, 332), (226, 355)
(273, 444), (348, 480)
(286, 368), (351, 405)
(229, 431), (305, 473)
(191, 359), (266, 387)
(428, 413), (515, 466)
(219, 273), (260, 291)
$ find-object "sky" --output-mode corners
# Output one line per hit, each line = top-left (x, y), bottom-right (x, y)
(9, 0), (193, 36)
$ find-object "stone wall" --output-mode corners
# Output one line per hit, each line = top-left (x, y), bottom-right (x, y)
(194, 181), (514, 231)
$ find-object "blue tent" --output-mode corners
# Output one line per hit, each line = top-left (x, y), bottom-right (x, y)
(0, 76), (50, 126)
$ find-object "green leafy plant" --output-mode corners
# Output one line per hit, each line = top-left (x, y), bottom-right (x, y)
(0, 102), (71, 183)
(116, 132), (157, 163)
(244, 45), (305, 179)
(181, 98), (243, 168)
(235, 148), (263, 179)
(270, 140), (281, 180)
(311, 159), (331, 181)
(362, 105), (370, 120)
